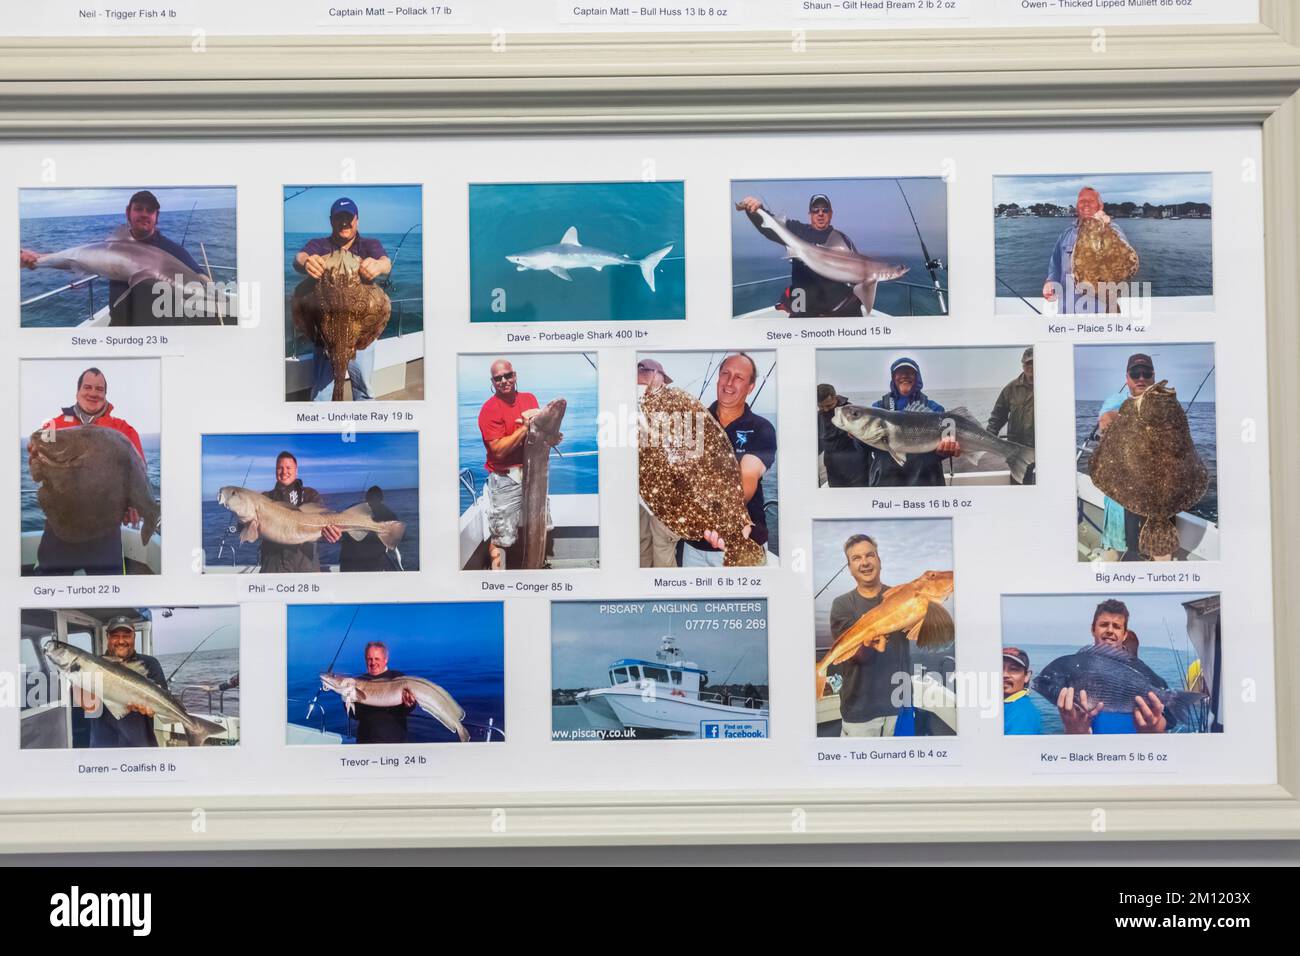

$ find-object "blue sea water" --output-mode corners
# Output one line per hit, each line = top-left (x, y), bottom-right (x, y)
(1075, 400), (1217, 522)
(20, 208), (238, 328)
(469, 182), (686, 323)
(994, 217), (1213, 301)
(283, 230), (425, 357)
(284, 604), (505, 744)
(20, 434), (161, 533)
(157, 647), (241, 719)
(201, 486), (420, 571)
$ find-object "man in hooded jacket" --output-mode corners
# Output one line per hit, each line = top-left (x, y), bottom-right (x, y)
(867, 356), (960, 487)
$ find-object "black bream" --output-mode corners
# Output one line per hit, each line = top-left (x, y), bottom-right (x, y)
(832, 402), (1035, 483)
(1032, 643), (1207, 730)
(42, 639), (227, 746)
(28, 426), (160, 545)
(519, 398), (566, 570)
(216, 486), (405, 549)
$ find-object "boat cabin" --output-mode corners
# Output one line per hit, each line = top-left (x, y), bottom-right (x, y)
(607, 658), (707, 698)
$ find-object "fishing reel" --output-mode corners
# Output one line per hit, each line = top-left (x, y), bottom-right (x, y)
(925, 256), (946, 274)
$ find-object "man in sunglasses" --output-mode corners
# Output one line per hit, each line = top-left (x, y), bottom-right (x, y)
(292, 197), (391, 401)
(1096, 353), (1169, 560)
(477, 358), (547, 570)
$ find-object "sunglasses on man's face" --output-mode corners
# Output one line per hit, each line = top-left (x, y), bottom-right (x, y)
(1129, 367), (1154, 380)
(492, 372), (516, 382)
(810, 206), (831, 215)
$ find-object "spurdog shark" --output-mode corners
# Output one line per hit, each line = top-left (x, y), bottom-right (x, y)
(505, 227), (673, 292)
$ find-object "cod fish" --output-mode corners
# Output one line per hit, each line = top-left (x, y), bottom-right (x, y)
(43, 639), (226, 746)
(291, 250), (391, 401)
(28, 425), (160, 545)
(1033, 643), (1207, 731)
(832, 402), (1035, 484)
(742, 204), (909, 315)
(1089, 380), (1209, 558)
(638, 385), (766, 567)
(506, 227), (673, 292)
(217, 486), (406, 549)
(1072, 216), (1139, 289)
(815, 570), (954, 699)
(320, 672), (470, 742)
(520, 398), (566, 570)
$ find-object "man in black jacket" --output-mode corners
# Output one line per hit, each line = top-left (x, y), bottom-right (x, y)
(339, 486), (399, 572)
(259, 451), (341, 573)
(817, 383), (871, 487)
(74, 616), (167, 749)
(353, 642), (416, 745)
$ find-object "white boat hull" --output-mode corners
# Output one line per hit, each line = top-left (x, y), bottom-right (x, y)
(582, 686), (768, 738)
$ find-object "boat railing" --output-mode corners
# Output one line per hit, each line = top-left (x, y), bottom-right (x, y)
(459, 467), (478, 503)
(22, 265), (238, 322)
(733, 273), (949, 316)
(178, 683), (235, 717)
(699, 691), (769, 711)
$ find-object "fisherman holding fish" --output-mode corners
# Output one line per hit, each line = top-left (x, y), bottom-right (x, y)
(350, 642), (416, 744)
(1096, 353), (1167, 561)
(637, 358), (682, 567)
(1043, 187), (1134, 314)
(738, 193), (865, 318)
(987, 347), (1036, 485)
(293, 198), (391, 401)
(478, 358), (561, 571)
(70, 617), (167, 749)
(680, 353), (777, 566)
(817, 383), (871, 487)
(867, 357), (960, 487)
(1052, 600), (1169, 735)
(1002, 647), (1042, 735)
(257, 451), (341, 573)
(30, 367), (147, 576)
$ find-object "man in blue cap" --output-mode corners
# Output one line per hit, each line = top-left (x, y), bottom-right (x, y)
(867, 356), (960, 487)
(293, 197), (392, 401)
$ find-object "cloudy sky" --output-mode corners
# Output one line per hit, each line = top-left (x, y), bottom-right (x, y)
(993, 172), (1211, 208)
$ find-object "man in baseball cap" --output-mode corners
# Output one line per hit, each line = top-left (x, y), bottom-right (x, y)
(1002, 646), (1042, 735)
(291, 195), (393, 401)
(987, 346), (1036, 484)
(1095, 352), (1167, 560)
(636, 358), (673, 387)
(72, 615), (170, 749)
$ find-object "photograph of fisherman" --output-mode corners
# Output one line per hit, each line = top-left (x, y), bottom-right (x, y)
(19, 186), (236, 328)
(816, 383), (871, 487)
(993, 172), (1212, 315)
(1000, 592), (1221, 735)
(21, 359), (161, 576)
(1002, 647), (1042, 735)
(815, 346), (1035, 488)
(202, 431), (417, 573)
(71, 617), (168, 749)
(730, 177), (948, 319)
(986, 346), (1036, 485)
(287, 603), (505, 745)
(1074, 342), (1217, 562)
(637, 358), (683, 567)
(469, 179), (685, 324)
(291, 196), (392, 401)
(813, 518), (956, 738)
(459, 353), (598, 571)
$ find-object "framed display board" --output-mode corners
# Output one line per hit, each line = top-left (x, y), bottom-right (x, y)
(0, 0), (1297, 851)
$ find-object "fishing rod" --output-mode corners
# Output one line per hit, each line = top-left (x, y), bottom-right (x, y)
(751, 358), (778, 405)
(216, 458), (255, 563)
(179, 200), (199, 248)
(718, 648), (751, 689)
(165, 624), (236, 684)
(1184, 365), (1215, 412)
(814, 562), (849, 601)
(698, 352), (719, 401)
(379, 221), (421, 292)
(305, 605), (363, 721)
(995, 275), (1041, 315)
(283, 186), (313, 203)
(894, 179), (947, 314)
(582, 352), (597, 372)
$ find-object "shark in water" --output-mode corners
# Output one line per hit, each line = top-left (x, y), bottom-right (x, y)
(505, 227), (673, 292)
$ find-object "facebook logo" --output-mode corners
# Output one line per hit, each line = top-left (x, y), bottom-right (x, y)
(702, 723), (720, 739)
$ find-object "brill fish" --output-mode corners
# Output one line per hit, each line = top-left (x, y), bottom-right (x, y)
(506, 227), (673, 292)
(320, 672), (470, 742)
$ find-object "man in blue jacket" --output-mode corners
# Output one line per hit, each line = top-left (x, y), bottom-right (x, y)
(867, 356), (960, 487)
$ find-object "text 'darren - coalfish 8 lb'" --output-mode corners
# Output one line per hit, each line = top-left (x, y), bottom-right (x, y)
(1032, 643), (1208, 731)
(291, 249), (391, 401)
(638, 384), (766, 567)
(216, 486), (405, 549)
(1088, 380), (1208, 558)
(28, 426), (160, 545)
(319, 672), (470, 742)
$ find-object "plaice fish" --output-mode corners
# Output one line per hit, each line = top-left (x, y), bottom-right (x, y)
(1088, 380), (1209, 558)
(320, 672), (470, 742)
(741, 204), (909, 315)
(42, 639), (227, 746)
(505, 227), (673, 292)
(216, 486), (405, 550)
(1071, 216), (1139, 289)
(520, 398), (565, 570)
(28, 425), (160, 546)
(291, 250), (391, 401)
(638, 384), (766, 567)
(815, 570), (954, 699)
(1032, 643), (1207, 730)
(832, 402), (1035, 484)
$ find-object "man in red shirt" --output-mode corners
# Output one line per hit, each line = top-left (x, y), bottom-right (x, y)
(476, 358), (550, 570)
(31, 367), (147, 575)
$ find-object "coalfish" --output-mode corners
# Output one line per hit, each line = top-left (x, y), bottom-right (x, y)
(638, 384), (766, 567)
(28, 425), (160, 545)
(217, 486), (405, 549)
(815, 570), (954, 699)
(520, 398), (566, 570)
(832, 402), (1035, 484)
(741, 205), (909, 315)
(320, 672), (470, 742)
(43, 639), (227, 746)
(506, 227), (673, 292)
(291, 250), (391, 401)
(1033, 643), (1207, 731)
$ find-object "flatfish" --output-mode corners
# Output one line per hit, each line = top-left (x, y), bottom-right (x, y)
(1089, 380), (1209, 558)
(1072, 216), (1139, 288)
(291, 249), (391, 401)
(638, 385), (766, 567)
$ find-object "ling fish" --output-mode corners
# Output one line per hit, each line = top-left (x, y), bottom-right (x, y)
(506, 227), (673, 292)
(815, 570), (955, 699)
(216, 486), (406, 549)
(319, 672), (471, 742)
